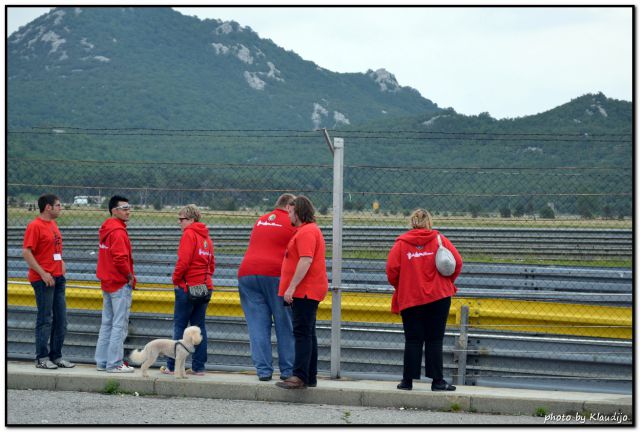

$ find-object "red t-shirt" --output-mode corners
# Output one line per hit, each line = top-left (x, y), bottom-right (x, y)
(23, 217), (64, 282)
(278, 222), (328, 302)
(238, 208), (297, 278)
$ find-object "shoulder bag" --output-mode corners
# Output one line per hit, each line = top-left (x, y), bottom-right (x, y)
(435, 234), (457, 277)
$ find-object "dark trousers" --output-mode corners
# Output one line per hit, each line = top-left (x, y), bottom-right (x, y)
(167, 288), (210, 372)
(291, 297), (319, 385)
(32, 276), (68, 362)
(400, 296), (451, 381)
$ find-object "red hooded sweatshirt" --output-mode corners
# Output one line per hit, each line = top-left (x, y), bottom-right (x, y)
(386, 229), (463, 314)
(96, 217), (136, 292)
(172, 222), (215, 291)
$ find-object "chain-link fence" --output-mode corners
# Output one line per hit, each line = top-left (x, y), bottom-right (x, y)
(7, 128), (632, 393)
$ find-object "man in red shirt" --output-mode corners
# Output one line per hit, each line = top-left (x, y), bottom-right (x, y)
(22, 194), (75, 369)
(95, 195), (136, 373)
(238, 193), (297, 381)
(276, 196), (328, 390)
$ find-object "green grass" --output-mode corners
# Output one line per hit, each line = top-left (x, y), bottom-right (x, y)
(103, 379), (120, 394)
(8, 207), (632, 229)
(336, 250), (631, 269)
(10, 207), (631, 268)
(535, 407), (549, 417)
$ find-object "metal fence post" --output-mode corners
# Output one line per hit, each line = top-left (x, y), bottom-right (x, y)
(330, 137), (344, 379)
(455, 305), (469, 386)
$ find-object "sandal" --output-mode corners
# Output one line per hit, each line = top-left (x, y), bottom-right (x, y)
(160, 366), (174, 375)
(186, 368), (205, 376)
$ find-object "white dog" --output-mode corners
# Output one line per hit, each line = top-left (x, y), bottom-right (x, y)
(129, 326), (203, 378)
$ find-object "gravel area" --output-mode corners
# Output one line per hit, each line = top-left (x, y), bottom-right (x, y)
(7, 389), (548, 425)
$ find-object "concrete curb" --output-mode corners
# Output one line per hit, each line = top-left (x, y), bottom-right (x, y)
(7, 362), (632, 418)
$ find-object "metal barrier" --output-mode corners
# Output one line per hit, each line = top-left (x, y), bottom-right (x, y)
(7, 306), (631, 394)
(6, 226), (633, 259)
(8, 248), (632, 306)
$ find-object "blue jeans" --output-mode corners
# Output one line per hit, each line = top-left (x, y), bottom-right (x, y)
(31, 276), (68, 362)
(291, 297), (319, 385)
(239, 275), (294, 378)
(167, 288), (209, 372)
(95, 284), (133, 369)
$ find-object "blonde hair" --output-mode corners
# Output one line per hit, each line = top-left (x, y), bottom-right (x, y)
(179, 204), (201, 222)
(275, 193), (296, 209)
(410, 208), (433, 230)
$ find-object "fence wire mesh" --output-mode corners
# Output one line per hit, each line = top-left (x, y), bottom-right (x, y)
(6, 128), (632, 392)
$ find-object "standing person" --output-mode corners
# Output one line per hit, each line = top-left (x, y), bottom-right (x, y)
(22, 194), (75, 369)
(276, 196), (328, 390)
(238, 193), (297, 381)
(386, 209), (463, 391)
(95, 195), (136, 373)
(160, 205), (214, 376)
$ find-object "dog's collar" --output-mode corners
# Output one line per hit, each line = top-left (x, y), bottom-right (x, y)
(175, 340), (194, 355)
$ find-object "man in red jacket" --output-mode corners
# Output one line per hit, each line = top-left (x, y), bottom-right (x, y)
(95, 195), (136, 373)
(22, 194), (75, 369)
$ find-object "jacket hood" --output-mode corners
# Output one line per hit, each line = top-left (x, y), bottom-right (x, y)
(395, 228), (438, 247)
(185, 222), (210, 238)
(99, 217), (127, 242)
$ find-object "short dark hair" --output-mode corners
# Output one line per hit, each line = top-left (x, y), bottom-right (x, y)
(292, 195), (316, 224)
(108, 195), (129, 215)
(37, 194), (59, 213)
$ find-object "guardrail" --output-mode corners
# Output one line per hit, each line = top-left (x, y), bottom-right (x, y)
(7, 226), (632, 259)
(7, 282), (632, 339)
(7, 249), (632, 306)
(7, 306), (631, 394)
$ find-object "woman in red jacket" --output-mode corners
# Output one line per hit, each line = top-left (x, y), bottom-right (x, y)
(161, 205), (214, 376)
(386, 209), (462, 391)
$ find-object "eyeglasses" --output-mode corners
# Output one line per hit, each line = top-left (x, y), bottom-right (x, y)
(114, 204), (131, 210)
(178, 217), (190, 222)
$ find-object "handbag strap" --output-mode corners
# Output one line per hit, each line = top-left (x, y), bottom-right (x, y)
(437, 233), (443, 247)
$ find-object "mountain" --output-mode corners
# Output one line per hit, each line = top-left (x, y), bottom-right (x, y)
(8, 6), (440, 130)
(7, 8), (631, 217)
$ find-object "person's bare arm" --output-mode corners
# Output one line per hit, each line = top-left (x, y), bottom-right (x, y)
(22, 248), (54, 286)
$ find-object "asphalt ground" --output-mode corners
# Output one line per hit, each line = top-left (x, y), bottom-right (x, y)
(6, 361), (633, 426)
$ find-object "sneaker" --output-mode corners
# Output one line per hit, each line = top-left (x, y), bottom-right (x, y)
(431, 379), (456, 391)
(107, 364), (134, 373)
(53, 359), (76, 368)
(259, 375), (272, 381)
(186, 369), (206, 376)
(35, 359), (58, 369)
(96, 365), (106, 371)
(160, 366), (174, 375)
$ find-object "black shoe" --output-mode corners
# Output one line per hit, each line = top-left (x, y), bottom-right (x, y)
(397, 379), (412, 391)
(308, 381), (317, 387)
(279, 375), (291, 381)
(258, 375), (272, 381)
(431, 379), (456, 391)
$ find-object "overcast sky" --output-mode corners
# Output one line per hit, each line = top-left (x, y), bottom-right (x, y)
(6, 6), (632, 119)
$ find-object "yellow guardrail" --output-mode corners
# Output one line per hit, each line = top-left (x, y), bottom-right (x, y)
(8, 280), (631, 340)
